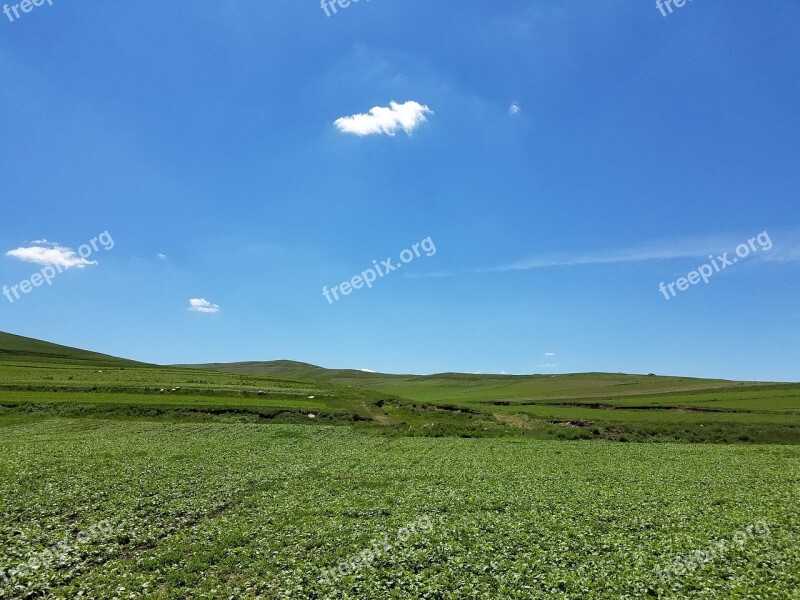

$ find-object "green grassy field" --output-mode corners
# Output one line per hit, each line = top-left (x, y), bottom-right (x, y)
(2, 332), (799, 443)
(1, 332), (799, 598)
(1, 421), (798, 599)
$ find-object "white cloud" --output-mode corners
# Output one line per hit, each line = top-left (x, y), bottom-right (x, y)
(334, 100), (433, 137)
(6, 242), (96, 269)
(158, 253), (168, 260)
(508, 101), (521, 115)
(544, 352), (556, 357)
(360, 368), (375, 373)
(537, 363), (558, 369)
(188, 298), (220, 314)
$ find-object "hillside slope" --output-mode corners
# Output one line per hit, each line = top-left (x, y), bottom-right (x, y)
(0, 331), (145, 367)
(0, 332), (385, 425)
(0, 332), (797, 443)
(184, 359), (752, 404)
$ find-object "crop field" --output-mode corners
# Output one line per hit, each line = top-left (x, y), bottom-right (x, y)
(1, 333), (799, 598)
(0, 419), (798, 599)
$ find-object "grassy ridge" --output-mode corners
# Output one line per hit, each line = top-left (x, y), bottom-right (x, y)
(0, 333), (385, 426)
(185, 358), (800, 443)
(2, 331), (799, 443)
(186, 359), (742, 400)
(0, 332), (144, 367)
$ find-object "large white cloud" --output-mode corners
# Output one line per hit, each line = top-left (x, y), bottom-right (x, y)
(334, 100), (433, 136)
(188, 298), (220, 314)
(6, 242), (96, 269)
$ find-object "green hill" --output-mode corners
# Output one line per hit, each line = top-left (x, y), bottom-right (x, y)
(184, 359), (751, 404)
(0, 331), (145, 367)
(0, 331), (385, 427)
(1, 332), (798, 443)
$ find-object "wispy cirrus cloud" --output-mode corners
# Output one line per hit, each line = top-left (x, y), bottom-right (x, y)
(490, 232), (800, 273)
(410, 231), (800, 279)
(491, 236), (738, 273)
(6, 241), (96, 269)
(188, 298), (220, 314)
(334, 100), (433, 137)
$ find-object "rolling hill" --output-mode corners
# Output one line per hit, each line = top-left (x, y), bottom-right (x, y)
(183, 359), (765, 405)
(0, 331), (145, 367)
(2, 331), (798, 443)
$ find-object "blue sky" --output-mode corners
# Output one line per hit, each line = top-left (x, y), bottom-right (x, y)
(1, 0), (798, 380)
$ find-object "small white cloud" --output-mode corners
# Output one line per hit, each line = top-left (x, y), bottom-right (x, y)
(158, 253), (168, 260)
(188, 298), (220, 314)
(508, 102), (521, 115)
(544, 352), (556, 357)
(537, 363), (558, 369)
(334, 100), (433, 137)
(360, 368), (375, 373)
(6, 242), (96, 269)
